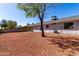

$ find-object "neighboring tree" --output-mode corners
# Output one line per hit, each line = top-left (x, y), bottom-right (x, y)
(17, 25), (22, 28)
(26, 23), (30, 31)
(0, 19), (7, 29)
(27, 23), (30, 26)
(7, 20), (17, 29)
(0, 19), (17, 29)
(32, 23), (34, 25)
(26, 25), (32, 31)
(17, 3), (49, 37)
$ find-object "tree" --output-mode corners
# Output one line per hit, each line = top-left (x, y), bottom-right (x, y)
(17, 25), (22, 28)
(17, 3), (58, 37)
(27, 23), (30, 26)
(7, 20), (17, 29)
(0, 19), (7, 29)
(0, 19), (17, 29)
(32, 23), (34, 25)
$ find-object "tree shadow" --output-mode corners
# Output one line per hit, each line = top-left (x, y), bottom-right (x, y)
(46, 35), (79, 51)
(52, 40), (79, 49)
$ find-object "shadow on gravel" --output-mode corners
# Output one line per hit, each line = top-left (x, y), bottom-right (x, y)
(46, 36), (79, 51)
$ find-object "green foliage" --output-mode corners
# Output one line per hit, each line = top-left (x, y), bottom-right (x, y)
(0, 19), (7, 29)
(17, 3), (47, 37)
(7, 20), (17, 29)
(0, 20), (17, 29)
(17, 3), (58, 37)
(17, 3), (46, 19)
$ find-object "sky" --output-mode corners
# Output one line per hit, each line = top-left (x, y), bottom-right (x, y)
(0, 3), (79, 26)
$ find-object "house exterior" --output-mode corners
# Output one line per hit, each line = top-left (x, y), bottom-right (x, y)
(32, 15), (79, 34)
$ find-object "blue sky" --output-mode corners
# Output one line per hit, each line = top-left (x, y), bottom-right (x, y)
(0, 3), (79, 26)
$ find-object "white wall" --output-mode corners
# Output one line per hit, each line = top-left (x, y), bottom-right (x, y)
(62, 30), (79, 34)
(33, 30), (79, 35)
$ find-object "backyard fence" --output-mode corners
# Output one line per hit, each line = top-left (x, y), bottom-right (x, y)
(0, 28), (33, 33)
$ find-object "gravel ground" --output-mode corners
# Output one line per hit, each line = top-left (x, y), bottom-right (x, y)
(0, 32), (79, 56)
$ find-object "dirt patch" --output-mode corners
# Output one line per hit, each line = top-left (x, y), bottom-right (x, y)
(0, 32), (79, 56)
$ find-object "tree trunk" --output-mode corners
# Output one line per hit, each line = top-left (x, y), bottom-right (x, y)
(40, 19), (46, 37)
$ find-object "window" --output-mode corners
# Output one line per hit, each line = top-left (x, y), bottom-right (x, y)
(64, 22), (74, 29)
(46, 25), (49, 28)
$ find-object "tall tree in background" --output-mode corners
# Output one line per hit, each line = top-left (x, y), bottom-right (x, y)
(7, 20), (17, 29)
(0, 20), (17, 29)
(0, 19), (7, 29)
(17, 3), (58, 37)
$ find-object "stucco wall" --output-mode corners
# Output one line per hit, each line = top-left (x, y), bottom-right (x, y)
(32, 20), (79, 35)
(32, 23), (64, 30)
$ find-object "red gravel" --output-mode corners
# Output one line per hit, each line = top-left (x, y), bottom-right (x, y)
(0, 32), (79, 56)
